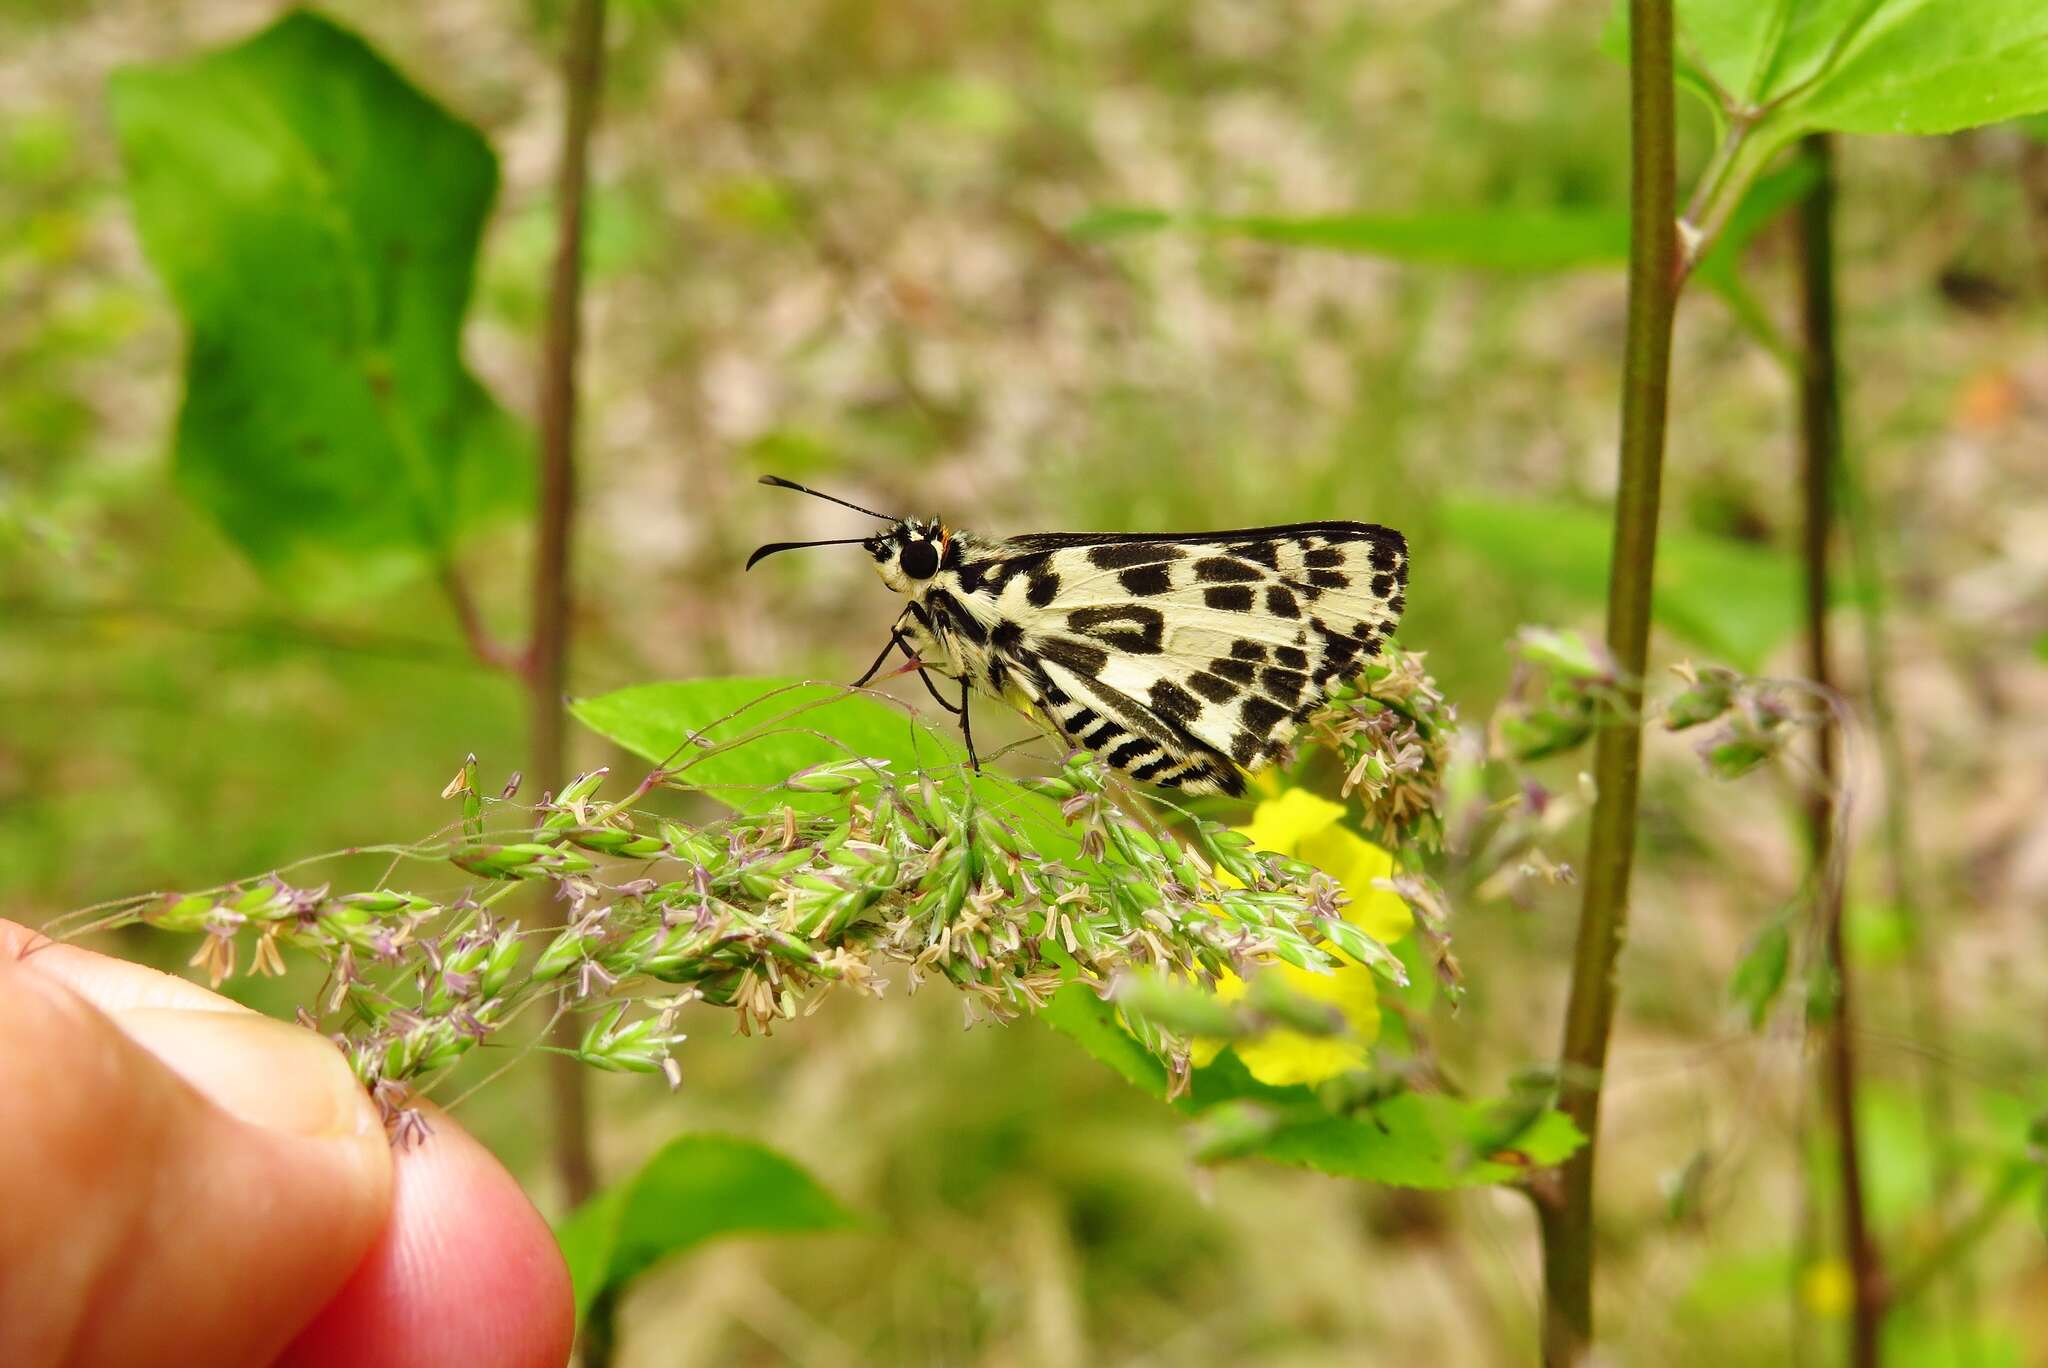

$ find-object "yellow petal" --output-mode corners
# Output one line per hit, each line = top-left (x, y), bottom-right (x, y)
(1187, 968), (1248, 1067)
(1800, 1260), (1853, 1319)
(1194, 788), (1409, 1087)
(1239, 789), (1345, 858)
(1297, 824), (1412, 944)
(1231, 958), (1381, 1087)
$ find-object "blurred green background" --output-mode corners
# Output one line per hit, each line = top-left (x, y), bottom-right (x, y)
(4, 1), (2047, 1362)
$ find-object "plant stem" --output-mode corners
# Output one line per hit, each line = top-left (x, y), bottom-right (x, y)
(1836, 267), (1969, 1353)
(441, 564), (530, 674)
(532, 0), (609, 1214)
(1535, 1), (1678, 1360)
(1796, 132), (1885, 1367)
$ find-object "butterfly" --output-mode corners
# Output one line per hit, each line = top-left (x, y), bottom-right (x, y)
(749, 477), (1408, 796)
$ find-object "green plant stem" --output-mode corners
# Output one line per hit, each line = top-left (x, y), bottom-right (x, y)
(1796, 132), (1885, 1368)
(533, 0), (609, 1219)
(1535, 1), (1678, 1360)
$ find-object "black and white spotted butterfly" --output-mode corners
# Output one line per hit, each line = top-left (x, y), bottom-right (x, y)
(749, 476), (1408, 796)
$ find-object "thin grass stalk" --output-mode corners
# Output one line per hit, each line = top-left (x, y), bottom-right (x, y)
(532, 0), (610, 1214)
(1534, 0), (1678, 1359)
(1796, 132), (1885, 1368)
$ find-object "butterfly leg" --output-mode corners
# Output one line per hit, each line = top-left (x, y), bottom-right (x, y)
(957, 676), (980, 772)
(851, 625), (964, 716)
(850, 631), (901, 689)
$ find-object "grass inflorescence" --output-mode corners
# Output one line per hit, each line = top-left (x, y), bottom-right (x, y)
(58, 665), (1471, 1138)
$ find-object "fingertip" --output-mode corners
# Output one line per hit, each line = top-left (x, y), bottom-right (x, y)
(279, 1108), (575, 1368)
(0, 951), (397, 1368)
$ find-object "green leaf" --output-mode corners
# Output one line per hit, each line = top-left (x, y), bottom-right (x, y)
(557, 1134), (853, 1321)
(1072, 206), (1628, 273)
(1244, 1091), (1584, 1188)
(1787, 3), (2048, 137)
(1613, 1), (2048, 140)
(574, 676), (1089, 868)
(2034, 632), (2048, 662)
(1065, 206), (1175, 242)
(1442, 496), (1802, 668)
(1728, 917), (1792, 1028)
(1041, 985), (1583, 1188)
(109, 12), (528, 602)
(1041, 983), (1176, 1100)
(571, 677), (965, 814)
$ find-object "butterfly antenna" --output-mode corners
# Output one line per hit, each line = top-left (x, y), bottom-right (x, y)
(757, 474), (900, 523)
(745, 536), (872, 571)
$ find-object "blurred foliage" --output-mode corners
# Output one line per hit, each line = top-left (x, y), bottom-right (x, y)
(109, 11), (530, 602)
(560, 1134), (854, 1320)
(1043, 986), (1581, 1188)
(1442, 495), (1803, 668)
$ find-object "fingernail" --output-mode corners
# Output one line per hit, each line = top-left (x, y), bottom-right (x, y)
(113, 1007), (377, 1140)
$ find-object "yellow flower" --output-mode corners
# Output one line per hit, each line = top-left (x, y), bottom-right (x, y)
(1191, 789), (1412, 1087)
(1800, 1260), (1853, 1319)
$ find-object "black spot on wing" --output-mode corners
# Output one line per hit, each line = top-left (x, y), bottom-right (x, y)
(1240, 695), (1288, 736)
(1309, 569), (1350, 591)
(1372, 572), (1396, 599)
(1211, 656), (1258, 685)
(1118, 563), (1174, 597)
(1229, 729), (1265, 765)
(1157, 755), (1244, 796)
(1371, 541), (1400, 572)
(1188, 671), (1238, 703)
(1275, 645), (1308, 670)
(1230, 639), (1267, 661)
(1027, 569), (1062, 607)
(1193, 556), (1262, 584)
(1086, 542), (1185, 569)
(1147, 678), (1200, 726)
(1203, 584), (1254, 612)
(1079, 717), (1119, 746)
(1067, 604), (1165, 654)
(1265, 585), (1301, 619)
(1305, 546), (1345, 569)
(954, 558), (1001, 593)
(1128, 754), (1176, 783)
(1105, 737), (1160, 769)
(1261, 667), (1307, 706)
(1039, 636), (1109, 676)
(1230, 541), (1281, 569)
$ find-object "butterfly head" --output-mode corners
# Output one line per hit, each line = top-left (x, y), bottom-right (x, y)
(864, 518), (950, 593)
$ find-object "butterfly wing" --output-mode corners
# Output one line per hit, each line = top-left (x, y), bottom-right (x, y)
(957, 524), (1407, 794)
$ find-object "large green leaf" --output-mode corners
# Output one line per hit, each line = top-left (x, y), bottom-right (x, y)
(571, 677), (966, 814)
(1614, 1), (2048, 144)
(1070, 170), (1801, 289)
(570, 677), (1077, 858)
(557, 1134), (854, 1321)
(1441, 496), (1802, 668)
(109, 11), (528, 601)
(1042, 985), (1581, 1188)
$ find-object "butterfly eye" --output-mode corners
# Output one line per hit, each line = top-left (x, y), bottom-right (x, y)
(899, 539), (939, 580)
